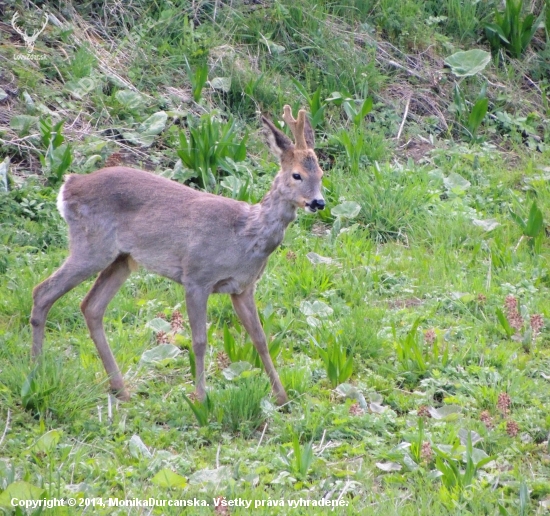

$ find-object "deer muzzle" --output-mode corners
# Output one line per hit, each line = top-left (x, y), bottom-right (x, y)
(305, 198), (325, 213)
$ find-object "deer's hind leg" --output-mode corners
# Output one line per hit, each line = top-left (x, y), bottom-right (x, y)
(31, 255), (108, 358)
(80, 254), (134, 400)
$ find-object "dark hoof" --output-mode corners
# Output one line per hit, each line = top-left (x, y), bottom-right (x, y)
(112, 387), (130, 401)
(275, 393), (289, 407)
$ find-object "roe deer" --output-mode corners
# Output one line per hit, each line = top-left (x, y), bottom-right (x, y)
(30, 106), (325, 405)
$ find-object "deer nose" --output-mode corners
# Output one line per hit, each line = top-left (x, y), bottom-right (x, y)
(311, 199), (325, 211)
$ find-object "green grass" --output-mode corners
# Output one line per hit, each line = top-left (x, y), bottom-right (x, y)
(1, 0), (550, 514)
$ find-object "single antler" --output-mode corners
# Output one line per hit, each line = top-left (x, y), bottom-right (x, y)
(34, 12), (49, 39)
(11, 13), (26, 38)
(282, 105), (308, 150)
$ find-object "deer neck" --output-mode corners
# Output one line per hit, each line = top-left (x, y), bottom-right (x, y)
(247, 176), (297, 257)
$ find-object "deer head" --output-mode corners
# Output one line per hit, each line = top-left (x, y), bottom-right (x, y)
(261, 105), (325, 214)
(11, 11), (49, 53)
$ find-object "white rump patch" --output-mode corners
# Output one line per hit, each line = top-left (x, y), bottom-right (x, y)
(56, 179), (68, 221)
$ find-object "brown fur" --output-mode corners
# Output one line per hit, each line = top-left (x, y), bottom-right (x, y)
(30, 106), (324, 405)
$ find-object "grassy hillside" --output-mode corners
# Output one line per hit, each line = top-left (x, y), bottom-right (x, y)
(1, 0), (550, 514)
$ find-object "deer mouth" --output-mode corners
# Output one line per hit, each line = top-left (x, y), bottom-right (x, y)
(304, 202), (317, 213)
(305, 199), (325, 214)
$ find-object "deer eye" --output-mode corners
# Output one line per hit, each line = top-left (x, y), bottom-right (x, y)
(292, 173), (302, 181)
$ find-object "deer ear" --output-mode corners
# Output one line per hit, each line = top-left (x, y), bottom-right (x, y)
(304, 114), (315, 149)
(261, 116), (294, 159)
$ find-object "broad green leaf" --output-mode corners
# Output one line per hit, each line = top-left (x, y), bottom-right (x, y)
(83, 155), (103, 170)
(299, 300), (333, 317)
(151, 468), (187, 488)
(325, 91), (352, 106)
(496, 308), (514, 337)
(428, 405), (462, 420)
(0, 481), (45, 508)
(449, 291), (475, 303)
(306, 252), (334, 265)
(525, 201), (543, 238)
(509, 208), (526, 230)
(472, 218), (500, 232)
(9, 115), (38, 135)
(458, 429), (483, 446)
(484, 23), (510, 44)
(30, 429), (62, 454)
(220, 175), (244, 193)
(23, 91), (34, 109)
(327, 361), (337, 385)
(359, 97), (374, 118)
(129, 434), (152, 459)
(189, 466), (231, 485)
(65, 78), (96, 99)
(341, 355), (354, 382)
(122, 131), (155, 147)
(468, 97), (488, 133)
(375, 462), (402, 472)
(443, 172), (471, 194)
(331, 201), (361, 219)
(370, 402), (386, 414)
(519, 480), (530, 516)
(0, 88), (7, 101)
(444, 49), (491, 77)
(139, 111), (168, 135)
(140, 344), (181, 364)
(210, 77), (232, 92)
(306, 315), (322, 327)
(146, 318), (172, 333)
(115, 90), (145, 109)
(335, 383), (368, 409)
(260, 38), (285, 54)
(222, 361), (253, 380)
(461, 447), (494, 467)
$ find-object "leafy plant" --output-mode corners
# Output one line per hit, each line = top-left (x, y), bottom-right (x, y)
(220, 175), (254, 203)
(450, 83), (488, 141)
(21, 366), (55, 416)
(408, 417), (428, 464)
(330, 200), (361, 239)
(185, 58), (209, 103)
(39, 117), (73, 186)
(292, 80), (325, 128)
(326, 89), (379, 173)
(182, 393), (212, 427)
(326, 90), (373, 128)
(484, 0), (544, 58)
(434, 433), (496, 495)
(280, 366), (312, 396)
(353, 164), (430, 242)
(394, 318), (449, 387)
(177, 113), (247, 190)
(222, 312), (287, 370)
(223, 322), (256, 365)
(510, 200), (544, 251)
(280, 433), (314, 479)
(212, 376), (269, 436)
(332, 127), (367, 175)
(444, 49), (491, 77)
(312, 335), (353, 388)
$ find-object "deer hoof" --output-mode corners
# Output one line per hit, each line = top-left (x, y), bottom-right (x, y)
(112, 387), (131, 401)
(275, 392), (289, 406)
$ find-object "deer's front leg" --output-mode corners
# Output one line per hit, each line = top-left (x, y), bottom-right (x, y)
(185, 288), (209, 401)
(231, 288), (288, 406)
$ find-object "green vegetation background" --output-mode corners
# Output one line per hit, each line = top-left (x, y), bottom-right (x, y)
(1, 0), (550, 514)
